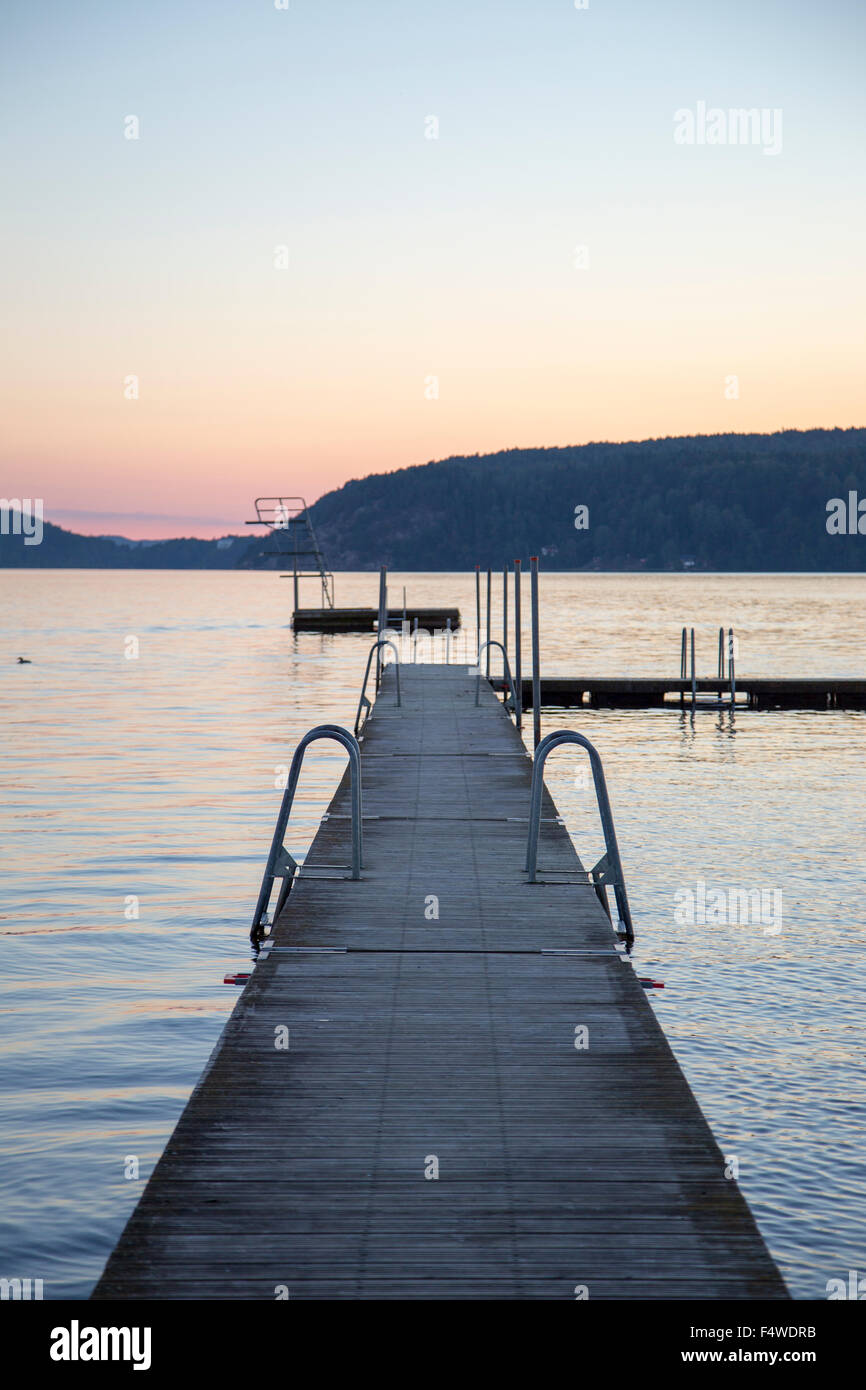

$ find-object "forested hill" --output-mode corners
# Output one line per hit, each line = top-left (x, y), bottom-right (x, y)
(3, 428), (865, 570)
(0, 522), (251, 568)
(307, 428), (865, 571)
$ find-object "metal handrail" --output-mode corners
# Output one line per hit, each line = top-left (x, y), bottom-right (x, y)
(250, 724), (362, 944)
(475, 640), (519, 716)
(354, 639), (401, 737)
(525, 729), (634, 944)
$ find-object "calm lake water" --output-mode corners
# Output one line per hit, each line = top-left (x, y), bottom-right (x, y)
(1, 569), (864, 1299)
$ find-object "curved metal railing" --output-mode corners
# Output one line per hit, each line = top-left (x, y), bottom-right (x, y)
(475, 640), (519, 716)
(354, 639), (401, 737)
(525, 729), (634, 943)
(250, 724), (362, 944)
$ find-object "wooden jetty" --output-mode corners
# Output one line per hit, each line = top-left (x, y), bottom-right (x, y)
(496, 675), (866, 710)
(93, 664), (787, 1300)
(292, 605), (460, 633)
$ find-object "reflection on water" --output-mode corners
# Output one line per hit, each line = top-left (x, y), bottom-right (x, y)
(1, 570), (864, 1297)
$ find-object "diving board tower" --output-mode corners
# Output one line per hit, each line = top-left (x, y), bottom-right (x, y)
(246, 497), (334, 611)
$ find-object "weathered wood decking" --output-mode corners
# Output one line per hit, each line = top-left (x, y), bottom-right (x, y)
(93, 664), (787, 1299)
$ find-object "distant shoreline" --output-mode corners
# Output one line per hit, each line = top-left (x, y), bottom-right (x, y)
(3, 567), (865, 577)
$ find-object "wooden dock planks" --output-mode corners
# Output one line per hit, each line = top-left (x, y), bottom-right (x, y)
(93, 663), (788, 1300)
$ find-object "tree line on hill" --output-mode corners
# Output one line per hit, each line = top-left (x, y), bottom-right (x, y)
(3, 428), (864, 570)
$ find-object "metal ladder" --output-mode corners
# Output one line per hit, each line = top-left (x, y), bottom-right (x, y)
(524, 729), (634, 944)
(250, 725), (362, 945)
(475, 640), (519, 715)
(680, 625), (737, 709)
(355, 639), (401, 737)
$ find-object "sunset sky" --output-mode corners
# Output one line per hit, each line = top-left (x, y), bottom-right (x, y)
(1, 0), (864, 538)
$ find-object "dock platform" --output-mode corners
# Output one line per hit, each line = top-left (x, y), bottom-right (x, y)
(93, 664), (787, 1300)
(497, 675), (866, 710)
(292, 606), (460, 633)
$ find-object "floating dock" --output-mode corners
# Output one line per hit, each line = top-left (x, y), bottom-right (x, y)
(494, 675), (866, 710)
(292, 606), (461, 633)
(93, 663), (786, 1299)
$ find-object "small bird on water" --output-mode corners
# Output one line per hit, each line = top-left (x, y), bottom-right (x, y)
(17, 656), (31, 663)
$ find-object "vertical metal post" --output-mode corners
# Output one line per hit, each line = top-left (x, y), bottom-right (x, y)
(718, 626), (725, 680)
(513, 560), (523, 731)
(485, 569), (492, 678)
(446, 617), (452, 664)
(402, 586), (407, 621)
(412, 614), (418, 662)
(377, 566), (387, 629)
(377, 566), (387, 687)
(475, 566), (481, 666)
(293, 560), (299, 616)
(530, 555), (541, 750)
(729, 627), (736, 707)
(690, 627), (696, 708)
(680, 626), (687, 679)
(502, 564), (508, 671)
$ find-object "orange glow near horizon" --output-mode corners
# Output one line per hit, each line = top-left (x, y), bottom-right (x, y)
(17, 358), (866, 539)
